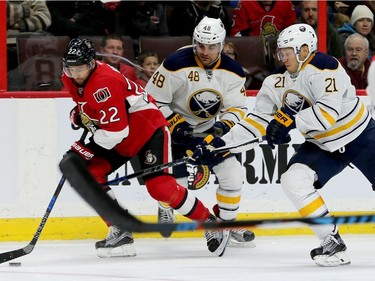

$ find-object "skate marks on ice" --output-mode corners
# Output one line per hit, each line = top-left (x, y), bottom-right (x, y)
(0, 235), (374, 281)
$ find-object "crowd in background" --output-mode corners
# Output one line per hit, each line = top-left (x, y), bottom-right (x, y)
(5, 0), (375, 91)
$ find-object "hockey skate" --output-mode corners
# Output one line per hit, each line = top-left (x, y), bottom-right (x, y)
(157, 201), (175, 238)
(228, 228), (256, 248)
(95, 225), (136, 258)
(310, 230), (350, 267)
(204, 214), (230, 256)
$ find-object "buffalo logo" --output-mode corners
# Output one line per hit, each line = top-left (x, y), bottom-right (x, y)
(283, 90), (311, 113)
(93, 87), (111, 103)
(144, 150), (157, 165)
(188, 89), (222, 119)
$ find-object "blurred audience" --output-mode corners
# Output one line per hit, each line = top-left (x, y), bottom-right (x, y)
(223, 41), (268, 90)
(338, 5), (375, 56)
(230, 0), (296, 37)
(338, 33), (370, 89)
(298, 0), (343, 58)
(46, 1), (117, 38)
(135, 50), (160, 87)
(99, 34), (137, 81)
(167, 1), (231, 36)
(115, 1), (169, 38)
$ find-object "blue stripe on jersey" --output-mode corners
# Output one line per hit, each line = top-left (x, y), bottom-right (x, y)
(163, 46), (245, 78)
(310, 52), (339, 71)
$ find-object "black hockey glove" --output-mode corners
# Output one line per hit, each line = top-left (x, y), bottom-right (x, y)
(191, 135), (229, 166)
(70, 141), (94, 161)
(266, 106), (296, 149)
(167, 113), (194, 145)
(213, 120), (235, 137)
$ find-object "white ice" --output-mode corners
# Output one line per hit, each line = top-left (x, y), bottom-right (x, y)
(0, 235), (374, 281)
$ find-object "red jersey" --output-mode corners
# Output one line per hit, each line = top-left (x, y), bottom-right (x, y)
(230, 1), (296, 37)
(62, 61), (168, 157)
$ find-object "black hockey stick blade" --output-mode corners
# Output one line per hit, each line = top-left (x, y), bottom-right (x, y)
(60, 153), (375, 235)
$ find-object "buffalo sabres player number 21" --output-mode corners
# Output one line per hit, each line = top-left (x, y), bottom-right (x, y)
(193, 23), (375, 266)
(146, 17), (255, 246)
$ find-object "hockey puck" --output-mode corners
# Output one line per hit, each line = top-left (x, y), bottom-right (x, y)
(9, 262), (21, 267)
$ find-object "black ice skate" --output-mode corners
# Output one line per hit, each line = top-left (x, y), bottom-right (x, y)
(204, 214), (230, 256)
(95, 225), (136, 258)
(228, 228), (256, 248)
(310, 230), (350, 267)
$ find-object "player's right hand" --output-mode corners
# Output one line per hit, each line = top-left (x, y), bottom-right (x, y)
(69, 106), (83, 130)
(167, 113), (194, 144)
(191, 135), (229, 166)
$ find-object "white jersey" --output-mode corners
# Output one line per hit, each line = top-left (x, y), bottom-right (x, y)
(223, 52), (371, 152)
(145, 46), (247, 133)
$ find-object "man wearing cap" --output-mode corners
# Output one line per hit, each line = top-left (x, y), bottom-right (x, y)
(338, 4), (375, 56)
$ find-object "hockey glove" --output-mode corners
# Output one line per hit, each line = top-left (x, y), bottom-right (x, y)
(71, 140), (94, 161)
(266, 106), (296, 149)
(192, 135), (229, 166)
(213, 120), (235, 137)
(70, 106), (83, 130)
(167, 113), (194, 145)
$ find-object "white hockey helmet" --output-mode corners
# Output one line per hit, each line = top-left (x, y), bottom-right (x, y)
(193, 17), (226, 52)
(277, 23), (317, 66)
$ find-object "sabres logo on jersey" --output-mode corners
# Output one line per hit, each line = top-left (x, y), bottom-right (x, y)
(188, 89), (223, 119)
(283, 90), (311, 113)
(93, 87), (111, 103)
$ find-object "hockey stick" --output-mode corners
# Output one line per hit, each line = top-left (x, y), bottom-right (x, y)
(0, 130), (88, 264)
(103, 137), (262, 186)
(60, 153), (375, 234)
(104, 157), (190, 186)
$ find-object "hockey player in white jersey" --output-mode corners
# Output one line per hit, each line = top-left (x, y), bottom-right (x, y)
(145, 16), (255, 246)
(193, 23), (375, 266)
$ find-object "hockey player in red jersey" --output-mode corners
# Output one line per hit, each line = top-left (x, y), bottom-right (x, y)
(61, 38), (230, 258)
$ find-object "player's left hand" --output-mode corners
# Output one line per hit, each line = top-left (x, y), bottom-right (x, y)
(191, 135), (229, 166)
(213, 120), (235, 137)
(266, 107), (296, 149)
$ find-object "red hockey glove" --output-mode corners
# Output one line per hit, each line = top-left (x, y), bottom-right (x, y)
(71, 141), (94, 161)
(70, 106), (83, 130)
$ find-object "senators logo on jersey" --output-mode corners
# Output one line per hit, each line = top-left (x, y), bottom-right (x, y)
(188, 89), (223, 119)
(93, 87), (111, 103)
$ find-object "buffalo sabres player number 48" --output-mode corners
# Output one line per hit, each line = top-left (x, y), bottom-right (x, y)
(193, 23), (375, 267)
(145, 16), (255, 246)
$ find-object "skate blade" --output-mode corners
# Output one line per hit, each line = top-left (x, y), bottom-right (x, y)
(97, 243), (137, 258)
(213, 229), (231, 257)
(314, 251), (351, 267)
(227, 239), (256, 248)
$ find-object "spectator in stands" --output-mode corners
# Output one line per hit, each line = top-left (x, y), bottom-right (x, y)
(7, 0), (51, 35)
(298, 0), (343, 58)
(135, 50), (160, 87)
(167, 1), (231, 36)
(115, 1), (169, 39)
(6, 0), (52, 82)
(99, 34), (137, 81)
(46, 1), (117, 38)
(338, 33), (370, 89)
(230, 1), (296, 37)
(223, 41), (268, 89)
(338, 5), (375, 56)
